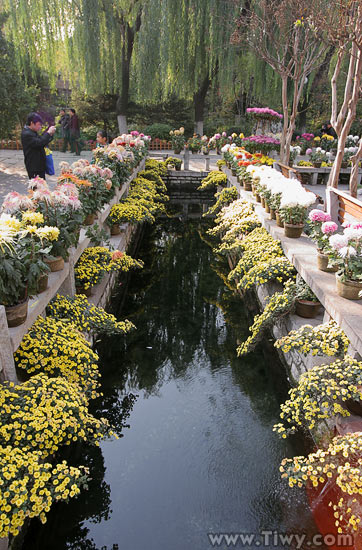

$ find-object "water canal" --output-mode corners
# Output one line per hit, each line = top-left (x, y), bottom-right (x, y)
(23, 219), (321, 550)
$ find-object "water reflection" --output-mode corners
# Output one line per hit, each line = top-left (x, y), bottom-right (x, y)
(23, 220), (320, 550)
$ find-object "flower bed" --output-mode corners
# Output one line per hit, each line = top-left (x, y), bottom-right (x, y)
(0, 143), (172, 535)
(207, 164), (362, 535)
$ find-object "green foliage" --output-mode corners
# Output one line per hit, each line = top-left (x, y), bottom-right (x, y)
(144, 123), (173, 140)
(0, 17), (38, 137)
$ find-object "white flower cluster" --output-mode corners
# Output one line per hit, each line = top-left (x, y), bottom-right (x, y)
(246, 165), (316, 208)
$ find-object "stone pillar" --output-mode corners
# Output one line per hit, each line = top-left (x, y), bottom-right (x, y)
(205, 157), (210, 171)
(58, 251), (76, 297)
(184, 150), (190, 170)
(0, 306), (18, 383)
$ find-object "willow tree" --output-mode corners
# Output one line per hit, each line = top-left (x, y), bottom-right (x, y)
(231, 0), (334, 164)
(2, 0), (146, 133)
(133, 0), (237, 135)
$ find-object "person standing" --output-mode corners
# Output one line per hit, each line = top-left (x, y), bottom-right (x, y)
(69, 108), (81, 155)
(59, 108), (71, 152)
(21, 112), (56, 180)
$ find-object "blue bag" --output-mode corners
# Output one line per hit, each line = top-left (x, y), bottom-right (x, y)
(45, 150), (55, 176)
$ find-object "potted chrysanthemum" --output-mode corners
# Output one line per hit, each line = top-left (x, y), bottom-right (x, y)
(295, 277), (321, 318)
(0, 213), (59, 326)
(329, 223), (362, 300)
(279, 190), (316, 238)
(307, 209), (338, 272)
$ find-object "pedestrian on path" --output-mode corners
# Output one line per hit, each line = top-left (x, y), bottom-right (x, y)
(58, 108), (71, 152)
(21, 113), (56, 180)
(69, 108), (81, 155)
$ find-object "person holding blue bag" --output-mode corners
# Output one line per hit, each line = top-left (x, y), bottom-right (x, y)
(45, 146), (55, 176)
(21, 112), (56, 180)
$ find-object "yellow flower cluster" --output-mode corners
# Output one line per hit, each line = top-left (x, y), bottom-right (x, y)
(275, 320), (350, 358)
(108, 165), (169, 226)
(48, 293), (135, 336)
(198, 171), (227, 190)
(280, 432), (362, 533)
(0, 374), (112, 455)
(238, 257), (296, 291)
(145, 159), (168, 178)
(237, 280), (297, 356)
(21, 211), (44, 225)
(75, 247), (143, 289)
(109, 202), (155, 226)
(0, 446), (88, 538)
(274, 356), (362, 436)
(208, 199), (257, 238)
(204, 186), (238, 217)
(14, 316), (100, 399)
(228, 228), (283, 281)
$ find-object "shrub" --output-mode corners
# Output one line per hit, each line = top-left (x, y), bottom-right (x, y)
(144, 123), (173, 140)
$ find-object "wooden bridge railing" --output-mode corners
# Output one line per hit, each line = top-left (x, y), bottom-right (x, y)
(326, 187), (362, 224)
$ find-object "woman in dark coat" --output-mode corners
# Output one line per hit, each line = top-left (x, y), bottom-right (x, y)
(69, 108), (81, 155)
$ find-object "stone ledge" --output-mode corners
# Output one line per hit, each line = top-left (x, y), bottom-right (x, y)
(224, 167), (362, 358)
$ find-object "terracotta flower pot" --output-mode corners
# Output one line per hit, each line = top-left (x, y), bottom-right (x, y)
(270, 208), (276, 220)
(265, 203), (270, 213)
(37, 273), (49, 294)
(83, 213), (96, 226)
(261, 197), (266, 208)
(5, 298), (29, 328)
(313, 161), (322, 168)
(111, 224), (122, 236)
(44, 256), (64, 272)
(231, 168), (237, 176)
(276, 212), (284, 228)
(175, 166), (181, 171)
(244, 182), (252, 192)
(341, 161), (348, 169)
(336, 273), (362, 300)
(255, 193), (261, 203)
(173, 148), (182, 155)
(295, 299), (321, 319)
(317, 252), (338, 273)
(76, 285), (93, 297)
(284, 223), (304, 238)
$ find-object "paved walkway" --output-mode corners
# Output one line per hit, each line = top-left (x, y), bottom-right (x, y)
(0, 149), (359, 206)
(0, 150), (92, 204)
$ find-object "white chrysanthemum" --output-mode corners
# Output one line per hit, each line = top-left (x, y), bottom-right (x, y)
(338, 246), (357, 258)
(329, 234), (349, 250)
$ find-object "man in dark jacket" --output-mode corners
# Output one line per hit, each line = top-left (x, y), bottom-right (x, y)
(69, 108), (81, 155)
(59, 108), (71, 152)
(21, 113), (56, 180)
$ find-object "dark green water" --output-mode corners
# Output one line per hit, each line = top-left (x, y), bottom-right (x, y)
(23, 220), (321, 550)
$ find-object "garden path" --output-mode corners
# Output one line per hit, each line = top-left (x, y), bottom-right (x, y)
(0, 150), (92, 204)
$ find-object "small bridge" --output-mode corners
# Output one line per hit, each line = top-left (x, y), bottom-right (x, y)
(165, 169), (215, 217)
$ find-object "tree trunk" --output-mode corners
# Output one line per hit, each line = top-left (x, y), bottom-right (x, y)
(328, 48), (362, 188)
(193, 74), (211, 136)
(116, 12), (142, 134)
(349, 138), (362, 198)
(280, 75), (289, 164)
